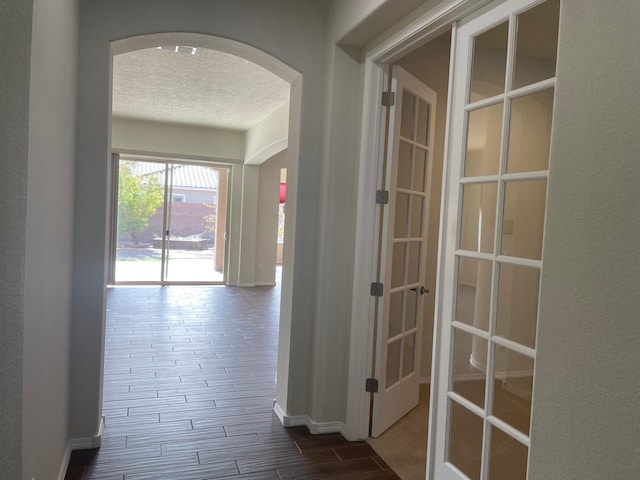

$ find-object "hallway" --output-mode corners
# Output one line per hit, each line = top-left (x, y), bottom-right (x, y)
(65, 284), (399, 479)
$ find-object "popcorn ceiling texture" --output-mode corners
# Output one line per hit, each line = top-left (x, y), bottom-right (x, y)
(113, 47), (290, 130)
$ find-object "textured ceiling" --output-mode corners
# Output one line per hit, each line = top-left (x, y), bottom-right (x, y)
(112, 47), (290, 130)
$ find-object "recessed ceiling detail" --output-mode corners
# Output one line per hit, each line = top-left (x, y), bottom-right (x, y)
(112, 47), (290, 130)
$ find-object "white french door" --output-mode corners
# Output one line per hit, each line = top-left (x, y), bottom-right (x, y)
(430, 0), (559, 478)
(371, 66), (437, 437)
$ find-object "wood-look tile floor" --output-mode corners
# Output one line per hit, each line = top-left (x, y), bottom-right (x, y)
(65, 283), (399, 480)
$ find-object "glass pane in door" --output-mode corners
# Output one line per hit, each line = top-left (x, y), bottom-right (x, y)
(115, 160), (166, 282)
(401, 91), (416, 139)
(469, 21), (509, 102)
(165, 164), (227, 282)
(448, 401), (483, 480)
(402, 333), (416, 378)
(501, 179), (547, 260)
(386, 339), (402, 388)
(460, 183), (497, 253)
(496, 263), (540, 349)
(452, 328), (487, 408)
(488, 426), (528, 479)
(512, 0), (560, 89)
(398, 142), (412, 189)
(492, 345), (534, 435)
(506, 88), (555, 173)
(389, 291), (404, 338)
(465, 103), (504, 177)
(455, 257), (493, 331)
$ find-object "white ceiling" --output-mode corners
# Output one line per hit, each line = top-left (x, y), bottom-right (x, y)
(112, 46), (290, 131)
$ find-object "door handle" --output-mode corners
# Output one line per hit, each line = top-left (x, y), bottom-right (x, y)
(410, 286), (429, 295)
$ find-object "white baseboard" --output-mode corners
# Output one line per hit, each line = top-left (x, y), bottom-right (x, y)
(255, 282), (276, 286)
(57, 442), (72, 480)
(454, 372), (485, 381)
(69, 416), (104, 450)
(273, 402), (345, 435)
(495, 369), (533, 381)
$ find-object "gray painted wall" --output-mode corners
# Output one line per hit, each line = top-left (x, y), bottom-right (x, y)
(529, 1), (640, 477)
(23, 1), (77, 477)
(0, 1), (33, 477)
(0, 0), (77, 478)
(256, 150), (287, 286)
(311, 43), (363, 424)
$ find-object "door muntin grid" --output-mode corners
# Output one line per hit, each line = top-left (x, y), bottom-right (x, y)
(385, 84), (432, 390)
(440, 1), (559, 478)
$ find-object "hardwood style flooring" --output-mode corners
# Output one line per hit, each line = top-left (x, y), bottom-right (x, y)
(65, 283), (400, 480)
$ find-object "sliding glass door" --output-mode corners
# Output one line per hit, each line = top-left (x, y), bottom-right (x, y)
(164, 163), (228, 282)
(112, 155), (229, 285)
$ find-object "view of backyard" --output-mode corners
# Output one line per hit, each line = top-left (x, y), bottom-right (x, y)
(116, 244), (224, 282)
(114, 159), (227, 283)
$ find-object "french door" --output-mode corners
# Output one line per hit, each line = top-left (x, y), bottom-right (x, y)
(112, 155), (229, 285)
(371, 66), (437, 437)
(430, 0), (559, 478)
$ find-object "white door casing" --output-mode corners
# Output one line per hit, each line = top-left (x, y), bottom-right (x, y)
(371, 66), (437, 438)
(429, 0), (559, 478)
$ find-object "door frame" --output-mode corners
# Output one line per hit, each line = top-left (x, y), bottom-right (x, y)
(345, 0), (494, 443)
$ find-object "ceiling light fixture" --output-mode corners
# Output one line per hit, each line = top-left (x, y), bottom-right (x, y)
(157, 45), (197, 55)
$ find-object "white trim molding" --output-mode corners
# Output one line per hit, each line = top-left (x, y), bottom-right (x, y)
(273, 402), (345, 435)
(244, 138), (288, 166)
(69, 416), (105, 450)
(57, 442), (73, 480)
(365, 0), (493, 64)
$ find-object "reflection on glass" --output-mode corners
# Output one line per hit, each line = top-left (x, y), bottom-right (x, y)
(455, 256), (492, 331)
(496, 263), (540, 349)
(407, 242), (420, 285)
(501, 180), (547, 260)
(410, 196), (424, 238)
(416, 99), (430, 145)
(398, 142), (412, 189)
(448, 401), (483, 480)
(465, 103), (503, 176)
(402, 333), (416, 378)
(413, 148), (427, 192)
(460, 183), (497, 253)
(493, 345), (533, 435)
(389, 291), (403, 338)
(405, 289), (418, 330)
(507, 88), (554, 173)
(391, 242), (406, 289)
(488, 426), (528, 479)
(386, 339), (401, 388)
(394, 192), (410, 238)
(401, 90), (416, 139)
(452, 328), (487, 408)
(513, 0), (560, 89)
(470, 21), (509, 102)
